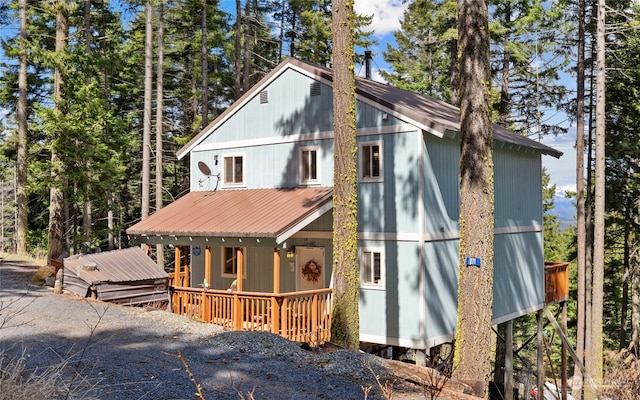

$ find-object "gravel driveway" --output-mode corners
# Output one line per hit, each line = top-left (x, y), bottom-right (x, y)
(0, 257), (421, 400)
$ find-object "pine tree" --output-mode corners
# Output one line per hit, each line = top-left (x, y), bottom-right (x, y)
(454, 0), (495, 396)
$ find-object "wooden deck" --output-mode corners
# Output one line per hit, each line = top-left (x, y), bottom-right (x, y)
(169, 285), (332, 347)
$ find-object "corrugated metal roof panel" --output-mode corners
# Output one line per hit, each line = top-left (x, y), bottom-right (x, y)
(64, 247), (168, 284)
(126, 187), (333, 240)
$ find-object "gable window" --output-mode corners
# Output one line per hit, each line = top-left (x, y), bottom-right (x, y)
(221, 247), (246, 278)
(361, 248), (384, 288)
(360, 141), (383, 182)
(300, 146), (319, 184)
(223, 154), (244, 186)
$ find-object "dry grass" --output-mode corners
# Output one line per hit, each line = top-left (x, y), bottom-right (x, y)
(30, 265), (56, 283)
(602, 349), (640, 400)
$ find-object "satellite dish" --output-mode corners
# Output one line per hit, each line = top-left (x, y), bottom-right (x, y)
(198, 161), (212, 176)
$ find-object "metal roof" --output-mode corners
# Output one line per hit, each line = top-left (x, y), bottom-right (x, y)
(177, 57), (562, 160)
(126, 187), (333, 244)
(64, 247), (168, 285)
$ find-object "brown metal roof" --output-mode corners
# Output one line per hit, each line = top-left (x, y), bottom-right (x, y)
(126, 187), (333, 244)
(177, 57), (562, 160)
(64, 247), (168, 284)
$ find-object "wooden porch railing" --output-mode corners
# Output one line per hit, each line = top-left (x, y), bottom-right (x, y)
(168, 271), (189, 288)
(170, 286), (332, 347)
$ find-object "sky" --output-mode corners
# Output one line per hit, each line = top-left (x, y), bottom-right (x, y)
(353, 0), (577, 196)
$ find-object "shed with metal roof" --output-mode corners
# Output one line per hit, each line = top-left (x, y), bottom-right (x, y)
(63, 247), (169, 306)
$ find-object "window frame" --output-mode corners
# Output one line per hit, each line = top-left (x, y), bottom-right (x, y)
(360, 247), (385, 289)
(359, 140), (383, 183)
(221, 246), (247, 278)
(299, 146), (320, 185)
(222, 152), (245, 187)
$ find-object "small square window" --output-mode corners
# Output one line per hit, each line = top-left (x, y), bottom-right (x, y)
(361, 248), (384, 288)
(300, 147), (319, 184)
(221, 247), (246, 278)
(223, 154), (244, 186)
(360, 141), (383, 182)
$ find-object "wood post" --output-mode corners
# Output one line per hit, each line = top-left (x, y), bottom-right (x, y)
(272, 248), (281, 335)
(205, 246), (212, 288)
(233, 248), (244, 330)
(184, 251), (190, 287)
(505, 319), (513, 400)
(537, 309), (544, 400)
(174, 246), (181, 286)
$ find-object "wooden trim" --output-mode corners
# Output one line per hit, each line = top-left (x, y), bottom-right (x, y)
(205, 246), (212, 287)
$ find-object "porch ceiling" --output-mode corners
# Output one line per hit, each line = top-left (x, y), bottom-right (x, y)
(126, 187), (333, 246)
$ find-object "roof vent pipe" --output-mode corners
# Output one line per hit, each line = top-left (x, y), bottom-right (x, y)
(364, 50), (372, 79)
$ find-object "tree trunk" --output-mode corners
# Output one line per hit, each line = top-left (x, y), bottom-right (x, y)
(449, 38), (459, 107)
(454, 0), (495, 396)
(156, 2), (165, 268)
(234, 0), (242, 100)
(16, 0), (28, 256)
(141, 1), (153, 221)
(242, 0), (250, 93)
(201, 0), (208, 128)
(631, 239), (640, 356)
(82, 0), (92, 245)
(330, 0), (359, 350)
(48, 0), (69, 261)
(497, 6), (511, 127)
(573, 0), (586, 389)
(586, 0), (605, 395)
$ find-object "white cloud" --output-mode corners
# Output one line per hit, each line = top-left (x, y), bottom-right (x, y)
(354, 0), (408, 37)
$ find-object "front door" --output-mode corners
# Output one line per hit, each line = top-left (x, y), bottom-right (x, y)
(295, 246), (325, 291)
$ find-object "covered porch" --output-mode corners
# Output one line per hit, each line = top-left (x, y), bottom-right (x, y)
(127, 187), (334, 346)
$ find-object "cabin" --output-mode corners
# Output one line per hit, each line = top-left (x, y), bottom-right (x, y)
(126, 57), (562, 351)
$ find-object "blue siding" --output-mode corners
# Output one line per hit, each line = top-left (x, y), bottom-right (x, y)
(424, 240), (459, 342)
(422, 134), (459, 233)
(358, 131), (420, 234)
(494, 148), (543, 227)
(359, 241), (423, 344)
(493, 231), (545, 319)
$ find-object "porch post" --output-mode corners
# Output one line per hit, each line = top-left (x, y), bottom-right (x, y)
(174, 246), (182, 286)
(183, 247), (190, 287)
(236, 248), (244, 291)
(204, 246), (212, 288)
(233, 248), (244, 330)
(273, 248), (280, 294)
(272, 248), (281, 335)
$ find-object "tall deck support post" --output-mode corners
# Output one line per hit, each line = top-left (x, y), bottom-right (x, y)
(537, 309), (545, 400)
(174, 246), (182, 286)
(505, 319), (513, 399)
(233, 248), (244, 330)
(562, 303), (568, 400)
(272, 248), (281, 335)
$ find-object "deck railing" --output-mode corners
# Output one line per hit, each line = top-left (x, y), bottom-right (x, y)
(168, 271), (189, 288)
(544, 261), (569, 304)
(170, 286), (332, 347)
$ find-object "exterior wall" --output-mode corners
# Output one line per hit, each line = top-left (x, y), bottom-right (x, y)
(183, 66), (548, 350)
(493, 147), (545, 322)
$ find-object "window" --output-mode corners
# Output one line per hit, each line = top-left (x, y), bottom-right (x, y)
(361, 248), (384, 288)
(300, 147), (319, 184)
(360, 141), (383, 182)
(223, 154), (244, 186)
(221, 247), (246, 278)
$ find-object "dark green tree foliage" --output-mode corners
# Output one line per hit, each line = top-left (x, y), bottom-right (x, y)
(269, 0), (375, 66)
(601, 0), (640, 352)
(382, 0), (457, 102)
(490, 0), (571, 137)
